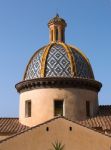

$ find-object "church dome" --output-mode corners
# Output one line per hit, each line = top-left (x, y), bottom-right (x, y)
(24, 42), (94, 80)
(16, 15), (102, 127)
(22, 15), (94, 81)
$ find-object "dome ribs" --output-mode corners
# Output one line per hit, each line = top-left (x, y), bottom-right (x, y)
(23, 42), (95, 80)
(40, 44), (53, 78)
(60, 43), (77, 77)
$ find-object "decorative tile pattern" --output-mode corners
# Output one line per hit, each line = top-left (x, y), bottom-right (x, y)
(71, 47), (93, 79)
(24, 44), (94, 80)
(45, 44), (72, 77)
(25, 48), (45, 80)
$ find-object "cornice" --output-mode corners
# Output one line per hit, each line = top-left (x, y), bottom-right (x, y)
(15, 77), (102, 93)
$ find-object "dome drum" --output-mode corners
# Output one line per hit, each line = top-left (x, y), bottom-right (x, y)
(19, 85), (99, 126)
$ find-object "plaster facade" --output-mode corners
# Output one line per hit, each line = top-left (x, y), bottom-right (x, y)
(19, 88), (98, 127)
(0, 134), (11, 141)
(0, 118), (111, 150)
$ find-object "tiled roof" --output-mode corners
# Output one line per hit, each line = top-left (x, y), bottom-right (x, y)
(0, 118), (29, 134)
(23, 43), (95, 81)
(79, 105), (111, 131)
(98, 105), (111, 116)
(0, 105), (111, 134)
(0, 116), (110, 144)
(79, 116), (111, 131)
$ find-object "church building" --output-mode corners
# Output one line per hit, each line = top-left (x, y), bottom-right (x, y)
(0, 15), (111, 150)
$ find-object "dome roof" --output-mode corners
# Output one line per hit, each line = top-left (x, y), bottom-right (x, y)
(23, 42), (94, 80)
(48, 14), (67, 27)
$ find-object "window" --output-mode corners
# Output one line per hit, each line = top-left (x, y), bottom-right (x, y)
(61, 29), (64, 42)
(86, 101), (90, 117)
(25, 100), (31, 117)
(55, 28), (58, 41)
(54, 100), (63, 116)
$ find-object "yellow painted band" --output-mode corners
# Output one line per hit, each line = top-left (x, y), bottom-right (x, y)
(68, 44), (94, 78)
(59, 42), (77, 76)
(68, 44), (90, 65)
(40, 43), (54, 77)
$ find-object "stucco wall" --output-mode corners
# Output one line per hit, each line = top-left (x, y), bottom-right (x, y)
(0, 134), (12, 141)
(19, 88), (98, 127)
(0, 118), (110, 150)
(0, 135), (11, 141)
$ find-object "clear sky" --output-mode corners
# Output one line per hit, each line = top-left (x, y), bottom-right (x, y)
(0, 0), (111, 117)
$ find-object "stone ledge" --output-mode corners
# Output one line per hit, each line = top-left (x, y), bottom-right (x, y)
(15, 77), (102, 93)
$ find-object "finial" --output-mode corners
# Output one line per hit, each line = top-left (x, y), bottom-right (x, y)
(56, 13), (59, 17)
(48, 15), (67, 43)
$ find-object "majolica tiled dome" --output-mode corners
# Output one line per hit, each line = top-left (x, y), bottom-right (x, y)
(23, 15), (94, 80)
(16, 15), (102, 94)
(24, 43), (94, 80)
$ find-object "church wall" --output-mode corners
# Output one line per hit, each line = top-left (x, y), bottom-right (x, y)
(0, 134), (12, 141)
(19, 88), (98, 127)
(0, 118), (110, 150)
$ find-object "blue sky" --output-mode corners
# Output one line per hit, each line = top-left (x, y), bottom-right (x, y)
(0, 0), (111, 117)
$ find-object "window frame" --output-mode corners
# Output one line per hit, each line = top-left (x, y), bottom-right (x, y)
(25, 100), (31, 118)
(54, 100), (64, 117)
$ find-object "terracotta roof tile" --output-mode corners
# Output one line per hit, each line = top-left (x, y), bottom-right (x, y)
(0, 118), (29, 134)
(98, 105), (111, 116)
(0, 116), (111, 144)
(79, 116), (111, 131)
(0, 105), (111, 134)
(79, 106), (111, 131)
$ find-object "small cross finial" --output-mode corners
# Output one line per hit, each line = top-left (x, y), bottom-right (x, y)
(56, 13), (59, 17)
